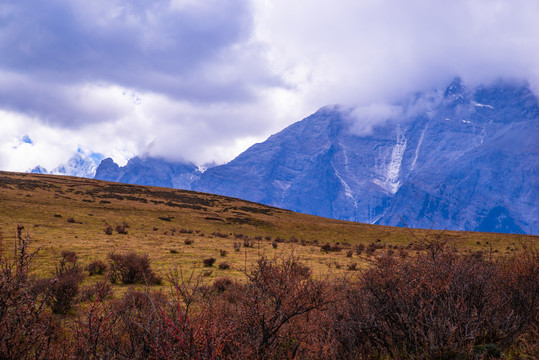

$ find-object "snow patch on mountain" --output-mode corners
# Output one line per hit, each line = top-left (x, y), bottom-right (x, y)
(29, 151), (102, 178)
(411, 124), (428, 171)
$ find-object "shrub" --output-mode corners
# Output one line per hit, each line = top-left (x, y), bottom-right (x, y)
(271, 241), (278, 249)
(170, 249), (179, 254)
(108, 252), (161, 285)
(331, 239), (539, 359)
(203, 258), (216, 267)
(104, 224), (113, 235)
(115, 222), (129, 235)
(80, 281), (113, 302)
(346, 250), (354, 257)
(67, 217), (76, 223)
(61, 250), (78, 263)
(212, 232), (229, 238)
(86, 259), (108, 276)
(184, 238), (194, 245)
(233, 242), (241, 252)
(229, 257), (328, 358)
(0, 227), (61, 359)
(320, 243), (341, 252)
(219, 249), (228, 257)
(243, 239), (254, 248)
(49, 253), (84, 314)
(213, 277), (233, 293)
(218, 262), (231, 270)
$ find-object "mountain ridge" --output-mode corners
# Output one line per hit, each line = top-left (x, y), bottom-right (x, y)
(92, 78), (539, 234)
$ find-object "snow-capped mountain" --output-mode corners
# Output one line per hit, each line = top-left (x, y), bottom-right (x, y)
(30, 152), (101, 178)
(193, 79), (538, 234)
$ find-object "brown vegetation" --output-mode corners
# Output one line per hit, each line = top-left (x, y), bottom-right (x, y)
(108, 251), (161, 285)
(1, 227), (537, 359)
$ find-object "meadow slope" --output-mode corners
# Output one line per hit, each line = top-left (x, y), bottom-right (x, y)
(0, 171), (534, 281)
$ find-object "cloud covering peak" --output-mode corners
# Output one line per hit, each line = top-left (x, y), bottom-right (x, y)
(1, 0), (538, 171)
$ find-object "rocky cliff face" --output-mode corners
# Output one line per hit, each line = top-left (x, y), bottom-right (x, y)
(193, 79), (539, 234)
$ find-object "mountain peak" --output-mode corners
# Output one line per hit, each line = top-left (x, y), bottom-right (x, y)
(444, 77), (465, 98)
(193, 79), (538, 234)
(95, 156), (202, 189)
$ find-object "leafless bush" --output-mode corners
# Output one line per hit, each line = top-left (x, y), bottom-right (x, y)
(213, 277), (233, 293)
(330, 237), (538, 359)
(226, 257), (331, 358)
(49, 252), (84, 314)
(86, 259), (108, 276)
(108, 251), (161, 285)
(80, 281), (113, 302)
(0, 227), (61, 359)
(61, 250), (78, 263)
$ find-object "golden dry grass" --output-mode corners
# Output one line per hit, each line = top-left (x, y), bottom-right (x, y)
(1, 171), (535, 287)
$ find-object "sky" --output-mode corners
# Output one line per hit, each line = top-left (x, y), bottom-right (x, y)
(1, 0), (538, 172)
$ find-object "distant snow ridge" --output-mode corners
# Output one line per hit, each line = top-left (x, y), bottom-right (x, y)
(29, 152), (101, 178)
(51, 153), (98, 178)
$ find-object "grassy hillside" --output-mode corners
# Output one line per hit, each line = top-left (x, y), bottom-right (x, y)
(0, 171), (534, 281)
(1, 171), (537, 359)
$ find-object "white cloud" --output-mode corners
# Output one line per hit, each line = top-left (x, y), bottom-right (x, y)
(1, 0), (538, 172)
(253, 0), (539, 107)
(345, 104), (404, 136)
